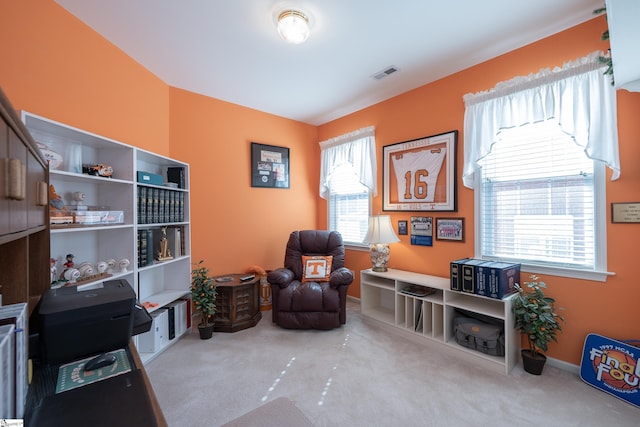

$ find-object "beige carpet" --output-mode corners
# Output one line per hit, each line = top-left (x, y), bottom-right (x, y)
(145, 300), (639, 426)
(220, 397), (313, 427)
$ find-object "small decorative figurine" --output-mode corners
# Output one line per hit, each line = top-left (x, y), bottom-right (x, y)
(64, 268), (81, 283)
(78, 262), (95, 278)
(49, 184), (66, 211)
(60, 253), (76, 280)
(73, 191), (86, 208)
(63, 254), (75, 269)
(106, 259), (116, 274)
(82, 163), (113, 178)
(118, 258), (130, 272)
(96, 261), (108, 274)
(50, 258), (58, 284)
(157, 227), (173, 261)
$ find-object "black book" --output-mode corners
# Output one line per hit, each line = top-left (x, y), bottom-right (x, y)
(158, 189), (165, 224)
(167, 166), (185, 189)
(139, 187), (147, 224)
(146, 186), (153, 224)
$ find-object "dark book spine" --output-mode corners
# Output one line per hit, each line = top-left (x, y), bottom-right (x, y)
(159, 189), (166, 223)
(152, 188), (159, 224)
(138, 230), (149, 268)
(146, 186), (153, 224)
(168, 190), (175, 223)
(146, 229), (154, 265)
(137, 230), (142, 267)
(138, 186), (147, 224)
(179, 225), (186, 256)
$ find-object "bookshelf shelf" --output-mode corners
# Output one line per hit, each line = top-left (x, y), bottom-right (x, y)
(361, 268), (518, 375)
(23, 111), (191, 364)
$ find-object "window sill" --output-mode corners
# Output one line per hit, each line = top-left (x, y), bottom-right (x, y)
(345, 243), (369, 252)
(520, 263), (614, 283)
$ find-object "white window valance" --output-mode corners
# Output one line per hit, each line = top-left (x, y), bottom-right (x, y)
(462, 51), (620, 188)
(319, 126), (376, 199)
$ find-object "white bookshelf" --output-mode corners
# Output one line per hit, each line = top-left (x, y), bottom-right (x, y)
(360, 268), (519, 374)
(22, 111), (192, 364)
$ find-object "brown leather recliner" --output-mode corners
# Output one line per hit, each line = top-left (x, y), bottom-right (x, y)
(267, 230), (354, 329)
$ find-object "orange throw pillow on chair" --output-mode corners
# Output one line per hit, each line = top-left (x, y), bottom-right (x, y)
(301, 255), (333, 282)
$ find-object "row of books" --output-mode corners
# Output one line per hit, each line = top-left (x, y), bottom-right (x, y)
(137, 226), (186, 267)
(450, 258), (520, 299)
(137, 186), (185, 224)
(138, 299), (189, 353)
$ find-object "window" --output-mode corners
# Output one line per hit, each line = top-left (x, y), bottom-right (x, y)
(477, 121), (603, 273)
(463, 52), (619, 281)
(327, 164), (371, 245)
(320, 126), (376, 247)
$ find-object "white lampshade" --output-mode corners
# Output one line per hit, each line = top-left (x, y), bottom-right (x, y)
(363, 215), (400, 244)
(364, 215), (399, 272)
(277, 10), (310, 44)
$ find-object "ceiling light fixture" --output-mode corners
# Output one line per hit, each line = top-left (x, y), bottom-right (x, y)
(277, 10), (310, 44)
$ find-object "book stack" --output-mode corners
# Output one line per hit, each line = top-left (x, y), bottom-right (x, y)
(137, 229), (154, 267)
(450, 258), (520, 299)
(138, 226), (186, 265)
(137, 186), (185, 224)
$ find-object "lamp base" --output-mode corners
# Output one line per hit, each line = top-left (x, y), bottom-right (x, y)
(369, 243), (390, 272)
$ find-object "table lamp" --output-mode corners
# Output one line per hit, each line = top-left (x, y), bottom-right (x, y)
(363, 215), (400, 272)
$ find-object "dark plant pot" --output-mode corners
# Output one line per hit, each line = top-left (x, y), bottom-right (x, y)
(522, 349), (547, 375)
(198, 323), (214, 340)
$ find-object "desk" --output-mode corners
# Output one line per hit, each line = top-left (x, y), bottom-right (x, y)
(214, 274), (262, 332)
(26, 342), (167, 427)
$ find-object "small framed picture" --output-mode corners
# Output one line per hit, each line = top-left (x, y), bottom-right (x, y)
(435, 218), (464, 242)
(398, 220), (408, 235)
(251, 142), (290, 189)
(410, 216), (433, 246)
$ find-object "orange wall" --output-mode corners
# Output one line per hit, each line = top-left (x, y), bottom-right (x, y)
(0, 0), (319, 275)
(0, 0), (169, 155)
(2, 1), (639, 366)
(168, 88), (318, 273)
(319, 16), (640, 364)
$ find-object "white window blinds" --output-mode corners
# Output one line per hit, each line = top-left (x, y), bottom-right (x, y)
(479, 121), (596, 269)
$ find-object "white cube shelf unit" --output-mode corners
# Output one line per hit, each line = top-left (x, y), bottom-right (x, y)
(361, 268), (519, 374)
(22, 111), (192, 364)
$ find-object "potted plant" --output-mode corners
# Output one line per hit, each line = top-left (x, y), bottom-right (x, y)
(512, 275), (565, 375)
(191, 260), (217, 340)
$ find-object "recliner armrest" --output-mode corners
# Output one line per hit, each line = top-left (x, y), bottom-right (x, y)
(267, 268), (295, 288)
(329, 267), (354, 288)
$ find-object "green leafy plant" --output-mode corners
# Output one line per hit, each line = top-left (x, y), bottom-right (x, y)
(513, 275), (565, 357)
(191, 260), (217, 327)
(593, 5), (614, 85)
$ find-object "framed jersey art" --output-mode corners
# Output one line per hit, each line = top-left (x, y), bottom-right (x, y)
(383, 130), (457, 211)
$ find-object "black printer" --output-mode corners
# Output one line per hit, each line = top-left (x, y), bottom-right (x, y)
(38, 279), (150, 365)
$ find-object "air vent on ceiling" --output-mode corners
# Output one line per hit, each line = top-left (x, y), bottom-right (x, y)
(372, 66), (399, 80)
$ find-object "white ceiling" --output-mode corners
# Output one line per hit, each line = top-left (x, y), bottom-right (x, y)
(55, 0), (603, 126)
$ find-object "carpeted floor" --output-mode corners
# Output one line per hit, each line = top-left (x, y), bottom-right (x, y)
(145, 300), (639, 426)
(220, 397), (313, 427)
